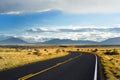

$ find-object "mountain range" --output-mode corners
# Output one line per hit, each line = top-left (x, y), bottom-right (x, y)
(0, 37), (27, 44)
(0, 37), (120, 45)
(40, 39), (98, 44)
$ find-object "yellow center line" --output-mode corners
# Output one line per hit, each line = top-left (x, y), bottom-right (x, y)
(18, 53), (82, 80)
(18, 74), (34, 80)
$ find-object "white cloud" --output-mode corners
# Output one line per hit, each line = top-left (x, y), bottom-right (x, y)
(22, 25), (120, 42)
(1, 0), (120, 14)
(1, 11), (22, 15)
(1, 25), (120, 42)
(26, 25), (120, 33)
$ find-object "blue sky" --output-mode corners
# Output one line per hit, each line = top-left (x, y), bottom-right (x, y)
(0, 0), (120, 42)
(1, 11), (120, 33)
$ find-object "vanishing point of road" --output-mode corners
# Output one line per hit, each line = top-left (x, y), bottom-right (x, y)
(0, 52), (104, 80)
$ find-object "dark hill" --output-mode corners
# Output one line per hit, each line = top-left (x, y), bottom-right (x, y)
(0, 37), (28, 44)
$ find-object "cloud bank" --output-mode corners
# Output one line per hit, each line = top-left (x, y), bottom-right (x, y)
(1, 0), (120, 14)
(1, 25), (120, 43)
(20, 25), (120, 42)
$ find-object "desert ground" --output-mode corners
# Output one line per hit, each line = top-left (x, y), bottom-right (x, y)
(0, 45), (120, 80)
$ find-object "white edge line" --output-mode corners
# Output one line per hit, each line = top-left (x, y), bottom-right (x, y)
(94, 54), (98, 80)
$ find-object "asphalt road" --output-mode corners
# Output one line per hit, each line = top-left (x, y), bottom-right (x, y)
(0, 52), (104, 80)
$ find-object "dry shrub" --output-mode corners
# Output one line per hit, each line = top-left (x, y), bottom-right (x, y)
(0, 56), (3, 59)
(33, 49), (42, 56)
(92, 48), (98, 52)
(104, 49), (119, 55)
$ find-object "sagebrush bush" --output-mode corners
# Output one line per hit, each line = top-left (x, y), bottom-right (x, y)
(27, 53), (31, 55)
(77, 49), (80, 51)
(92, 49), (98, 52)
(0, 56), (3, 59)
(48, 53), (52, 55)
(104, 49), (119, 55)
(62, 49), (65, 52)
(33, 49), (41, 56)
(44, 49), (48, 52)
(56, 49), (61, 54)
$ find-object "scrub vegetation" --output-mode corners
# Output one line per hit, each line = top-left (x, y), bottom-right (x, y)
(0, 45), (120, 80)
(0, 45), (70, 71)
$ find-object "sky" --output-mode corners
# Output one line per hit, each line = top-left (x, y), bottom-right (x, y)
(0, 0), (120, 42)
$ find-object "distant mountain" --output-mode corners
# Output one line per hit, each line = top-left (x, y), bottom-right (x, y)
(0, 37), (28, 44)
(101, 37), (120, 45)
(41, 37), (120, 45)
(41, 39), (98, 44)
(0, 35), (13, 41)
(0, 37), (120, 45)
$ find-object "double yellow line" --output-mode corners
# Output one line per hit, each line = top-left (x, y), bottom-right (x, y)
(18, 53), (82, 80)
